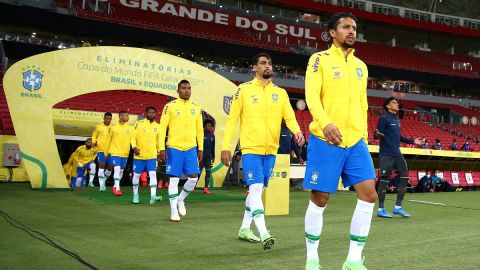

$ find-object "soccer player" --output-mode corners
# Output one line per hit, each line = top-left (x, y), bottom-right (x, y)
(105, 110), (134, 196)
(158, 80), (204, 222)
(375, 97), (424, 218)
(200, 119), (215, 194)
(303, 13), (377, 270)
(92, 112), (113, 191)
(131, 106), (163, 204)
(72, 138), (97, 188)
(221, 53), (304, 251)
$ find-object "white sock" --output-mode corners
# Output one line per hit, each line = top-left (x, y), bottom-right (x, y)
(249, 183), (267, 236)
(88, 173), (95, 185)
(75, 177), (82, 187)
(305, 200), (326, 261)
(178, 177), (198, 203)
(113, 166), (121, 190)
(168, 177), (180, 215)
(149, 171), (157, 197)
(347, 199), (374, 261)
(240, 193), (254, 229)
(394, 205), (402, 209)
(88, 163), (96, 185)
(104, 169), (112, 178)
(98, 169), (106, 187)
(132, 173), (140, 196)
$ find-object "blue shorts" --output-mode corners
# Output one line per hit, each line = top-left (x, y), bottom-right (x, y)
(242, 154), (276, 187)
(303, 135), (375, 193)
(76, 162), (95, 177)
(110, 156), (128, 169)
(133, 158), (157, 174)
(166, 147), (200, 177)
(97, 152), (111, 164)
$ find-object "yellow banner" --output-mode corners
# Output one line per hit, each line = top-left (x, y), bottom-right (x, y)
(368, 145), (480, 158)
(263, 154), (290, 216)
(52, 109), (138, 136)
(3, 47), (238, 189)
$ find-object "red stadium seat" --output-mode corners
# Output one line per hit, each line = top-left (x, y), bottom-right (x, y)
(408, 170), (418, 187)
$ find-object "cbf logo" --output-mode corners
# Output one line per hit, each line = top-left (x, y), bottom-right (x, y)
(356, 68), (363, 78)
(191, 109), (196, 116)
(272, 93), (278, 103)
(310, 172), (319, 184)
(247, 171), (254, 180)
(22, 66), (44, 92)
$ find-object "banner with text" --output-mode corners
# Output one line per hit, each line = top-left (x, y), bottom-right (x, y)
(3, 46), (238, 189)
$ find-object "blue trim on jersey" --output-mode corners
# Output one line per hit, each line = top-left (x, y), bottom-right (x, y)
(166, 147), (200, 177)
(242, 154), (276, 187)
(133, 158), (157, 174)
(303, 135), (375, 193)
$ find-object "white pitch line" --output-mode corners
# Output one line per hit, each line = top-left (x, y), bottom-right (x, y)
(407, 199), (447, 206)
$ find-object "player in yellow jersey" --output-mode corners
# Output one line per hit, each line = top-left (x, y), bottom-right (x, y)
(302, 13), (377, 270)
(71, 138), (97, 188)
(221, 53), (304, 251)
(92, 112), (113, 191)
(105, 110), (135, 196)
(131, 106), (163, 205)
(159, 80), (204, 222)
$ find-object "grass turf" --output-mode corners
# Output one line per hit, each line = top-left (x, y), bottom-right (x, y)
(0, 183), (479, 270)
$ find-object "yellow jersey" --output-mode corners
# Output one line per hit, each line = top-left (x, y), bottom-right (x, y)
(92, 122), (112, 152)
(105, 122), (135, 158)
(131, 119), (161, 160)
(159, 99), (204, 151)
(221, 77), (301, 155)
(305, 44), (369, 147)
(72, 145), (97, 165)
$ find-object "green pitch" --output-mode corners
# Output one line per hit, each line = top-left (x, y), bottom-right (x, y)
(0, 183), (479, 270)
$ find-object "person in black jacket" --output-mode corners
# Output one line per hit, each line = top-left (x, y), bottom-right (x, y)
(375, 97), (424, 218)
(200, 119), (215, 194)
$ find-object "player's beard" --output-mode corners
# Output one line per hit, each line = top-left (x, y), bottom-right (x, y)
(341, 36), (355, 49)
(262, 71), (272, 79)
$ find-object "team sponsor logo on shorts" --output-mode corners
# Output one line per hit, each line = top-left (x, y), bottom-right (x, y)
(247, 171), (254, 180)
(310, 171), (319, 184)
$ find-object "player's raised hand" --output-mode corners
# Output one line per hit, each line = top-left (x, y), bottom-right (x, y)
(323, 123), (343, 145)
(159, 150), (167, 162)
(221, 150), (231, 166)
(133, 147), (140, 156)
(197, 150), (203, 163)
(294, 132), (305, 146)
